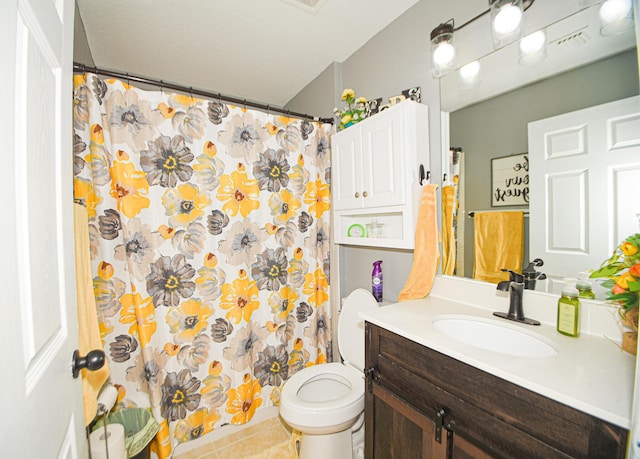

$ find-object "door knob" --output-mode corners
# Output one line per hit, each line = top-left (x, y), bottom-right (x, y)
(355, 192), (360, 198)
(71, 349), (105, 378)
(362, 191), (368, 197)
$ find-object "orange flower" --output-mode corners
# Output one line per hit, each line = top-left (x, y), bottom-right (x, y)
(629, 263), (640, 278)
(226, 374), (262, 425)
(109, 161), (150, 218)
(119, 293), (156, 347)
(621, 241), (639, 256)
(304, 176), (331, 218)
(217, 167), (260, 217)
(615, 272), (636, 290)
(220, 270), (259, 324)
(303, 268), (329, 307)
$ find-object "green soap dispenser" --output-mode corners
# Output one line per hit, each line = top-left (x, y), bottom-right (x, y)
(557, 278), (580, 337)
(577, 271), (596, 300)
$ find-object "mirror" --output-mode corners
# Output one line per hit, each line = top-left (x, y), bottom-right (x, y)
(440, 3), (638, 296)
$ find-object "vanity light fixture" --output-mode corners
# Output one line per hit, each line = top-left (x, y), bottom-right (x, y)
(431, 20), (456, 77)
(599, 0), (633, 36)
(430, 0), (535, 78)
(519, 30), (547, 65)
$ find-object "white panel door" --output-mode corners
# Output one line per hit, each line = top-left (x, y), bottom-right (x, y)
(0, 0), (85, 457)
(529, 95), (640, 287)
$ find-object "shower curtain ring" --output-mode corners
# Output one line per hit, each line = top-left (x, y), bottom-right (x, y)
(160, 80), (164, 94)
(243, 99), (247, 110)
(125, 72), (130, 87)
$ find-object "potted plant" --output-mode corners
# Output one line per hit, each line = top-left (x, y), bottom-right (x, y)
(590, 233), (640, 354)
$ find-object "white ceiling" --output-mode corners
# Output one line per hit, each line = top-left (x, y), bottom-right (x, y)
(76, 0), (423, 107)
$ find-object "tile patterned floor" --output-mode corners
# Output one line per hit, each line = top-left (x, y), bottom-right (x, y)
(174, 415), (298, 459)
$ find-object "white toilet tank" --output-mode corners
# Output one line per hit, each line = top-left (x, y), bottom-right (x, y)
(337, 288), (379, 372)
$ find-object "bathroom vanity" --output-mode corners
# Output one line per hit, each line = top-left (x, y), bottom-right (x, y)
(360, 276), (635, 458)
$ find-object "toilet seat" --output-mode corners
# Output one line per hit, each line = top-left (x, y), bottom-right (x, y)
(280, 362), (364, 429)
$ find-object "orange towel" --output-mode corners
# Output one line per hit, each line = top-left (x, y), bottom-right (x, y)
(441, 185), (456, 276)
(398, 184), (440, 301)
(74, 204), (110, 425)
(472, 211), (524, 284)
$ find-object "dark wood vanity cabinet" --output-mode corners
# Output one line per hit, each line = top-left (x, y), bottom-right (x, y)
(364, 323), (628, 459)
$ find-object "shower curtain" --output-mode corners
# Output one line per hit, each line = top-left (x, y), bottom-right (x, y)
(72, 73), (332, 457)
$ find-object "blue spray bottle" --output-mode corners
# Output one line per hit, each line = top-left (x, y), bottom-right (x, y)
(372, 260), (383, 302)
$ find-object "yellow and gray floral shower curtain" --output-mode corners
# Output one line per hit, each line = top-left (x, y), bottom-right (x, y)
(72, 73), (332, 457)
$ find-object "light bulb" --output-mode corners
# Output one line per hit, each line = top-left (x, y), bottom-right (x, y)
(493, 4), (523, 35)
(519, 31), (546, 65)
(433, 42), (455, 67)
(599, 0), (632, 24)
(459, 61), (480, 81)
(519, 31), (545, 54)
(599, 0), (633, 36)
(459, 61), (481, 89)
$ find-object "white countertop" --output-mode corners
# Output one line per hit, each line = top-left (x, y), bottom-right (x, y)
(360, 289), (636, 429)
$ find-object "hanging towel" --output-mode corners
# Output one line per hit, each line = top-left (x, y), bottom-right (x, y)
(472, 211), (524, 284)
(441, 185), (457, 276)
(74, 204), (110, 426)
(398, 184), (441, 301)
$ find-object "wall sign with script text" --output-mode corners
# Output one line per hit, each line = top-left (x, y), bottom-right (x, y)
(491, 153), (529, 207)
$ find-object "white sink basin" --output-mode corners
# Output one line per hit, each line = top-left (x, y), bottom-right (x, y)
(432, 315), (558, 358)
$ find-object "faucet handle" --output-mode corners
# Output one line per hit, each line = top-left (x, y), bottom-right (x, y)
(501, 268), (524, 283)
(523, 258), (545, 290)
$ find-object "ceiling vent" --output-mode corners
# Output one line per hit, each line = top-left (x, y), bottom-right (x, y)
(281, 0), (328, 14)
(553, 26), (592, 50)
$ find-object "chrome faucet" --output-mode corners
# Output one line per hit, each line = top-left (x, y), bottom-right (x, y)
(494, 269), (541, 326)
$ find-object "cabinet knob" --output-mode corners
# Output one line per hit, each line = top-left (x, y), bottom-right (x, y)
(363, 191), (368, 198)
(354, 192), (360, 198)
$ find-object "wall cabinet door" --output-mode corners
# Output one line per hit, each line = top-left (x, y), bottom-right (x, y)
(359, 106), (405, 209)
(333, 102), (408, 212)
(332, 125), (363, 210)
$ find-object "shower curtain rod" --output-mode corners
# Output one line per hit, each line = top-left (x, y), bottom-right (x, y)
(73, 62), (334, 124)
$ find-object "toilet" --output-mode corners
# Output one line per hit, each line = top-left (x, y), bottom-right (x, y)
(280, 288), (378, 459)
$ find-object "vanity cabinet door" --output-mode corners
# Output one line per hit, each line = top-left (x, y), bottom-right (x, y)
(366, 381), (448, 459)
(366, 323), (628, 459)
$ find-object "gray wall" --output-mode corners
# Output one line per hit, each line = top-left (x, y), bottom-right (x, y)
(285, 0), (445, 302)
(286, 62), (341, 119)
(452, 49), (639, 277)
(73, 2), (94, 66)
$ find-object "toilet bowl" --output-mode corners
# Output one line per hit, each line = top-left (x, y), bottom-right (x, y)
(280, 288), (378, 459)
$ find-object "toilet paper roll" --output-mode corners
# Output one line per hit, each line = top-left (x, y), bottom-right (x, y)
(89, 423), (126, 459)
(97, 385), (118, 413)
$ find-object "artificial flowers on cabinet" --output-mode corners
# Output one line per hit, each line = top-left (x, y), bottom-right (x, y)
(334, 89), (368, 131)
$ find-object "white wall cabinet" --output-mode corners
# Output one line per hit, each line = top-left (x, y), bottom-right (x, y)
(331, 100), (429, 249)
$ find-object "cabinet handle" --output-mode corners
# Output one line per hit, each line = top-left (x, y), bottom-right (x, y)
(364, 367), (377, 394)
(435, 409), (445, 444)
(354, 192), (360, 198)
(362, 191), (368, 198)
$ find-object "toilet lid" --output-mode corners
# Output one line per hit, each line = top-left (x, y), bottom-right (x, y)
(337, 288), (379, 371)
